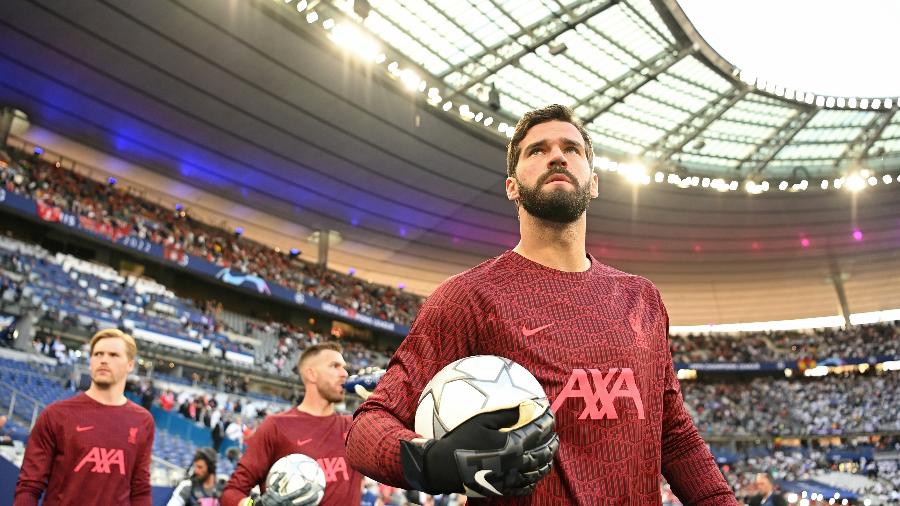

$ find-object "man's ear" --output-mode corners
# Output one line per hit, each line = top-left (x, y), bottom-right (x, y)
(506, 177), (519, 201)
(590, 170), (599, 199)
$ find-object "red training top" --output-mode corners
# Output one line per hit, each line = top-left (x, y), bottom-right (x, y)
(221, 408), (362, 506)
(14, 392), (155, 506)
(346, 251), (738, 505)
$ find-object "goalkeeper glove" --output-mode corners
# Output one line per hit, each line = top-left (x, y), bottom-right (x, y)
(400, 401), (558, 497)
(251, 472), (322, 506)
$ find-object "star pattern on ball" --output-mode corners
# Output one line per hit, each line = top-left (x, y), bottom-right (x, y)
(468, 363), (538, 412)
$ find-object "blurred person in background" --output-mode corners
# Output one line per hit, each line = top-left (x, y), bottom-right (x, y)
(167, 447), (225, 506)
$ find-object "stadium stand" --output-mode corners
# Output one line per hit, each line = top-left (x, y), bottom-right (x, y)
(0, 147), (423, 327)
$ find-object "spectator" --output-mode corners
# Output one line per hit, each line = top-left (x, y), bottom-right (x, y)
(166, 448), (224, 506)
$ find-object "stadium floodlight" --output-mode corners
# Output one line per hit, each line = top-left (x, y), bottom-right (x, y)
(497, 122), (507, 132)
(296, 0), (307, 11)
(860, 98), (869, 109)
(618, 162), (647, 185)
(836, 97), (846, 108)
(729, 181), (738, 191)
(474, 111), (483, 122)
(849, 97), (857, 108)
(821, 179), (829, 189)
(322, 18), (335, 30)
(872, 99), (881, 109)
(306, 11), (318, 23)
(845, 174), (866, 192)
(886, 98), (893, 108)
(867, 176), (878, 186)
(779, 181), (788, 191)
(701, 177), (710, 187)
(834, 178), (844, 189)
(885, 174), (894, 184)
(483, 117), (493, 126)
(400, 69), (421, 91)
(655, 172), (665, 183)
(825, 97), (835, 108)
(442, 101), (452, 112)
(374, 53), (386, 64)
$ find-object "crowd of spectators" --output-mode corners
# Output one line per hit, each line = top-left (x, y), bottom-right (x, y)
(0, 147), (422, 326)
(670, 323), (899, 364)
(683, 371), (900, 436)
(719, 445), (900, 503)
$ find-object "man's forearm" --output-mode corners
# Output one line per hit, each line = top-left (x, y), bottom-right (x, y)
(346, 405), (420, 487)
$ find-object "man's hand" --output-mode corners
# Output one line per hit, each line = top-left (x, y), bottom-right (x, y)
(400, 401), (559, 497)
(252, 472), (322, 506)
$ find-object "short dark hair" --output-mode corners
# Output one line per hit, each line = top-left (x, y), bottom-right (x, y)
(297, 342), (343, 371)
(506, 104), (594, 177)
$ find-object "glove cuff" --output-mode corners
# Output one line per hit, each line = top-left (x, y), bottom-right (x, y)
(400, 438), (441, 494)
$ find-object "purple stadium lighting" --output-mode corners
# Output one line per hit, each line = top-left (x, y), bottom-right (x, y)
(235, 226), (244, 236)
(348, 267), (356, 275)
(853, 229), (863, 241)
(108, 176), (117, 185)
(33, 146), (43, 155)
(399, 227), (407, 237)
(800, 237), (810, 248)
(289, 248), (300, 257)
(398, 283), (406, 290)
(175, 203), (183, 211)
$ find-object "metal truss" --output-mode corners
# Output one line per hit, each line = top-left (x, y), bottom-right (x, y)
(734, 107), (817, 177)
(642, 86), (749, 164)
(444, 0), (619, 100)
(576, 45), (690, 124)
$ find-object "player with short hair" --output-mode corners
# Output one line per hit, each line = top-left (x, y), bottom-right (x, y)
(14, 329), (155, 505)
(167, 447), (225, 506)
(221, 342), (363, 506)
(346, 104), (738, 504)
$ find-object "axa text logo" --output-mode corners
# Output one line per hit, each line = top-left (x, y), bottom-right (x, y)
(74, 447), (126, 475)
(316, 456), (349, 482)
(550, 368), (645, 420)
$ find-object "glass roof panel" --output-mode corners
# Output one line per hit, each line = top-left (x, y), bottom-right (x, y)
(358, 0), (900, 178)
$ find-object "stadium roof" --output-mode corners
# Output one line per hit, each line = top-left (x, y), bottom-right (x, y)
(0, 0), (898, 326)
(335, 0), (900, 181)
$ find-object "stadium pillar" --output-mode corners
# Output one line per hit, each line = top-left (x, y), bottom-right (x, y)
(827, 268), (852, 328)
(317, 228), (329, 268)
(0, 107), (13, 146)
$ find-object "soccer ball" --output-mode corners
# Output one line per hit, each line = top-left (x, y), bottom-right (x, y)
(266, 453), (326, 505)
(414, 355), (548, 439)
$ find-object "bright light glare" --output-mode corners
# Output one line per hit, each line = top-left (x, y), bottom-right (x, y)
(329, 24), (382, 62)
(619, 163), (647, 184)
(845, 174), (866, 192)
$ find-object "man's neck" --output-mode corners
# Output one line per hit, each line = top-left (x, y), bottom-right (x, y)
(85, 384), (127, 406)
(513, 212), (589, 272)
(203, 474), (216, 488)
(297, 392), (335, 417)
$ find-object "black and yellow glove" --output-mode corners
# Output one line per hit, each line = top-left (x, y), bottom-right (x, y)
(400, 401), (558, 497)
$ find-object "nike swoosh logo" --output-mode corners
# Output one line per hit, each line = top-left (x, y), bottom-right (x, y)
(473, 469), (501, 495)
(76, 425), (94, 432)
(296, 438), (312, 447)
(522, 323), (554, 337)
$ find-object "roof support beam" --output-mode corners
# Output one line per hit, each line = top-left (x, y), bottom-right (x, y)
(643, 86), (749, 164)
(436, 0), (596, 80)
(734, 107), (817, 177)
(444, 0), (619, 100)
(836, 109), (898, 169)
(575, 45), (690, 124)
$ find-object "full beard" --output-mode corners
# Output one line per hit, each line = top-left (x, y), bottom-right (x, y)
(516, 172), (592, 223)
